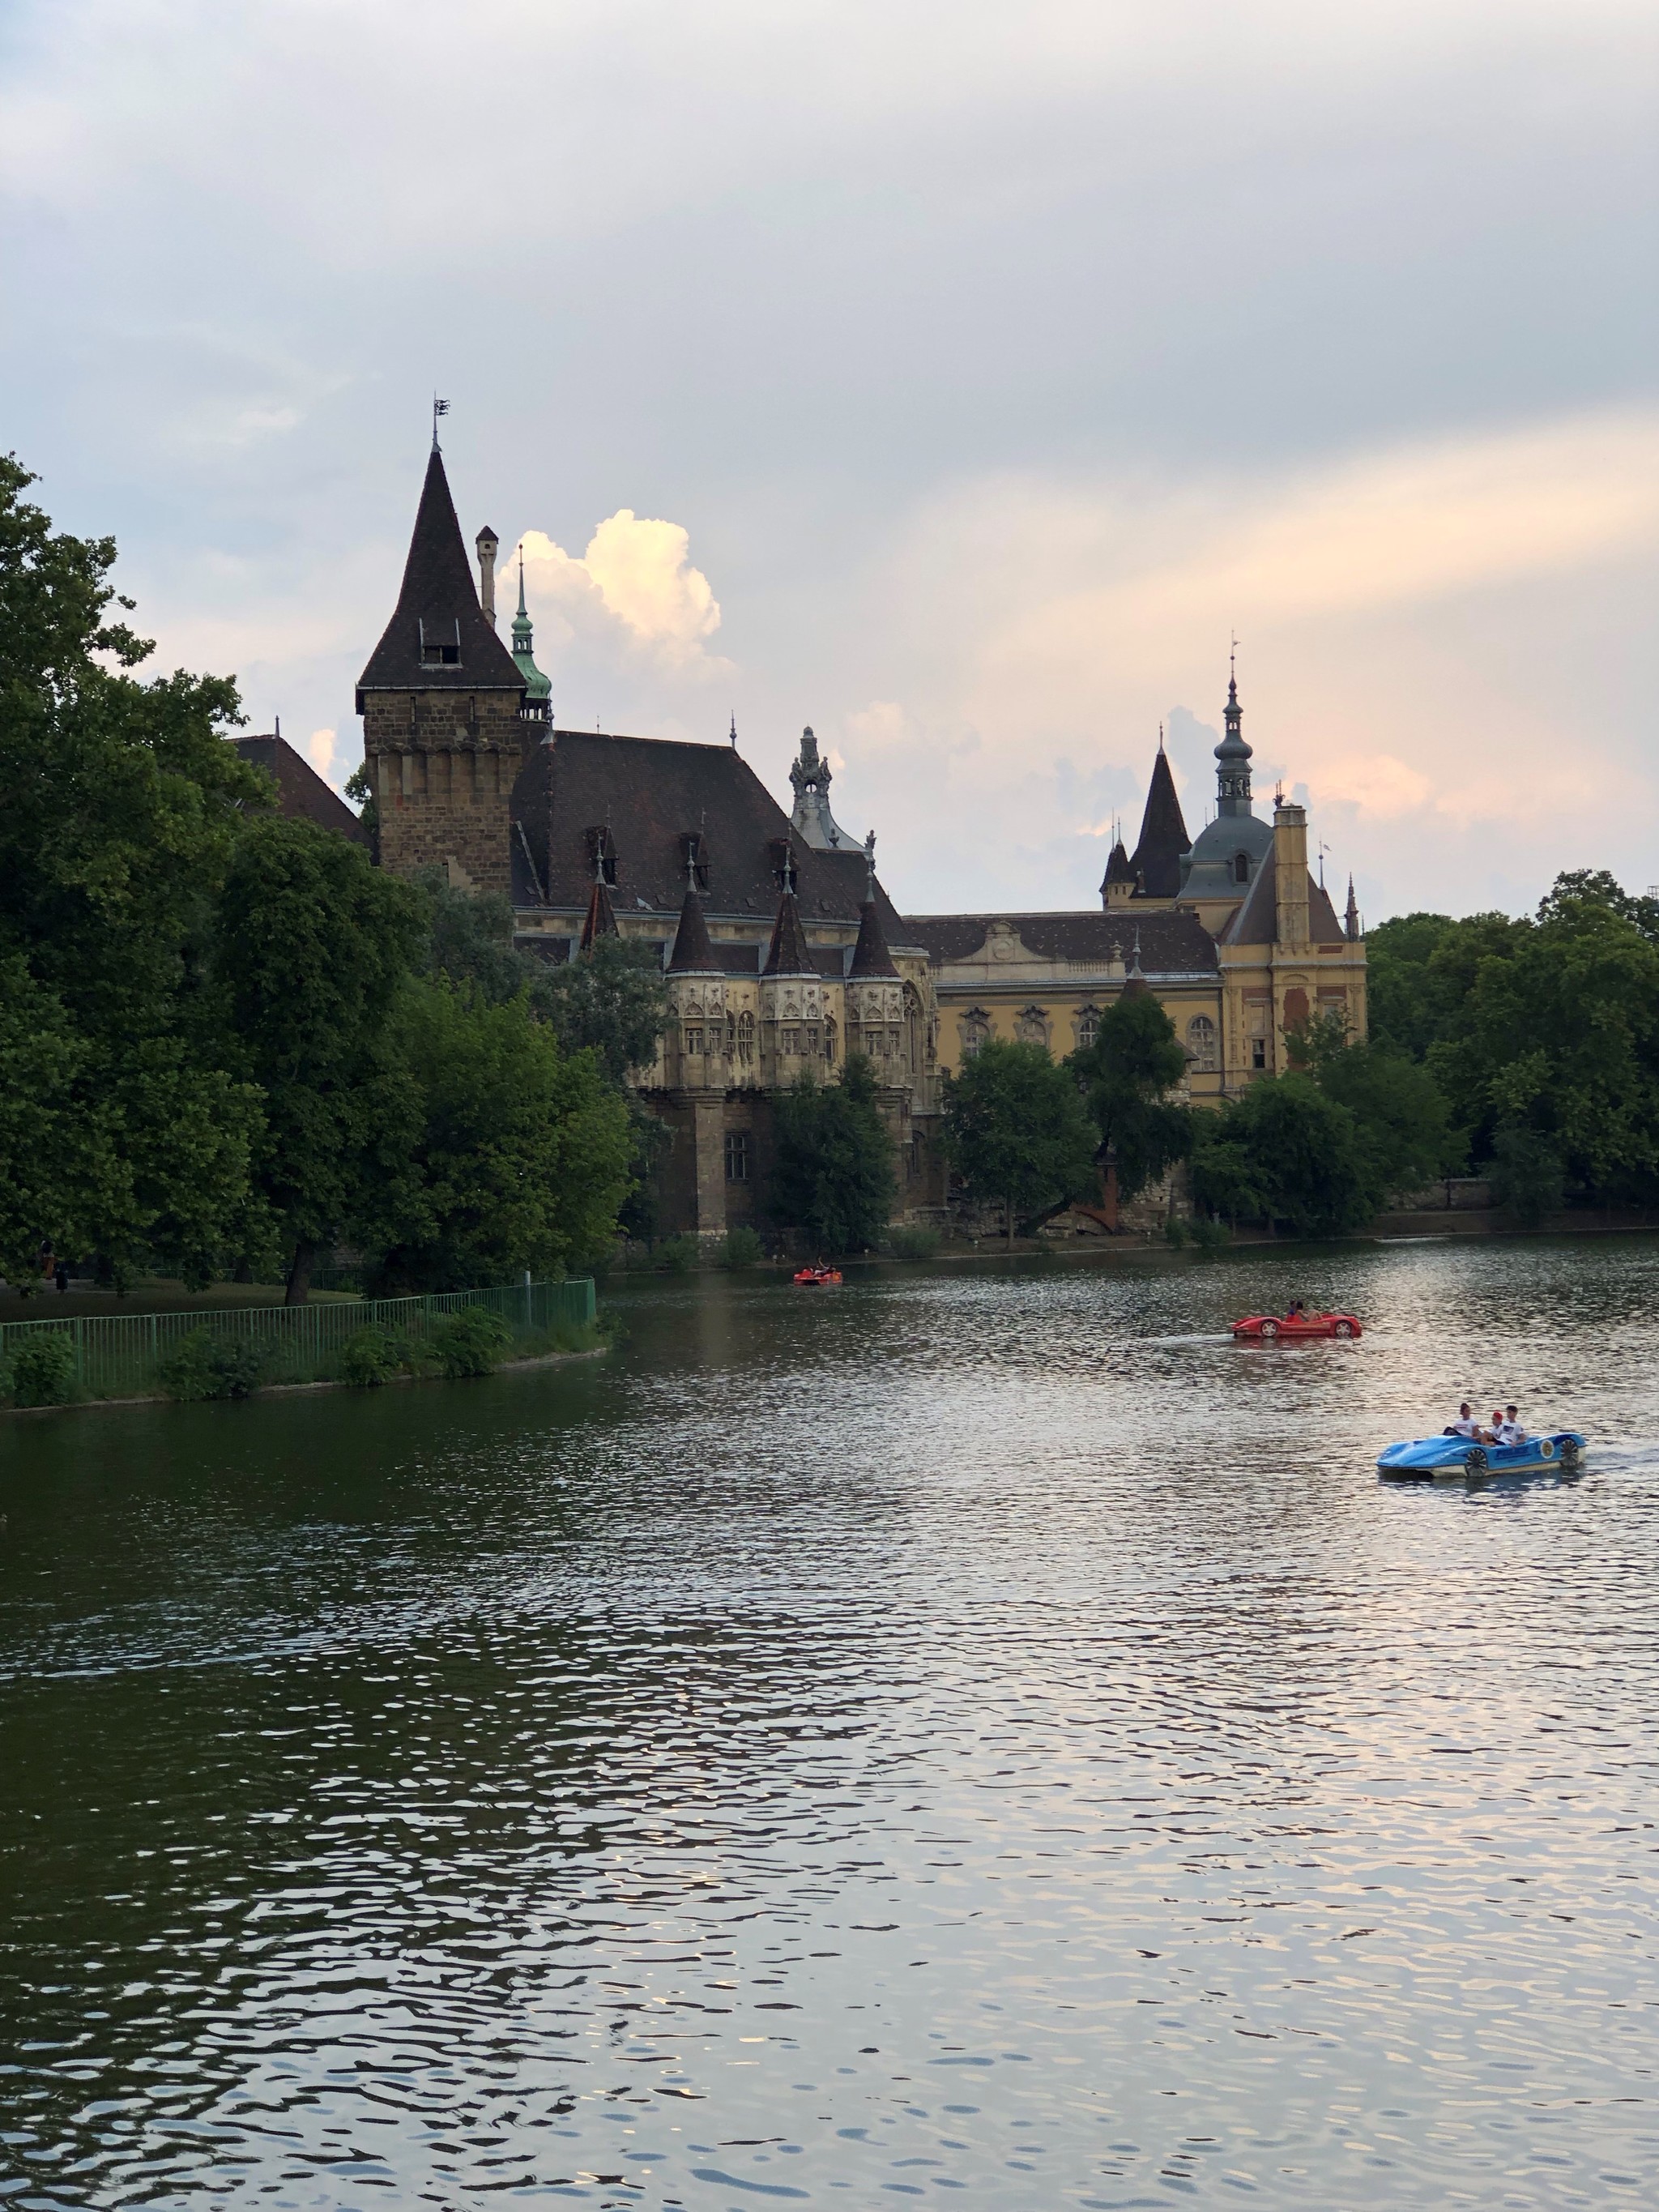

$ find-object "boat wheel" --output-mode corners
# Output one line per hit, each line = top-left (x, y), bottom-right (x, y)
(1561, 1441), (1581, 1471)
(1465, 1446), (1488, 1475)
(1260, 1319), (1278, 1339)
(1334, 1321), (1354, 1338)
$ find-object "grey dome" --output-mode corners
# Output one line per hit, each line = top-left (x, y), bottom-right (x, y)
(1180, 809), (1273, 899)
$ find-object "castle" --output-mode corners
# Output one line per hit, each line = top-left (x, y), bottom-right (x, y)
(346, 442), (1366, 1236)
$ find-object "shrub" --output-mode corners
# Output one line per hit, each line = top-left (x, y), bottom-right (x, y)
(887, 1225), (940, 1261)
(1188, 1214), (1231, 1256)
(6, 1331), (77, 1407)
(654, 1234), (700, 1275)
(716, 1225), (764, 1270)
(159, 1329), (266, 1402)
(427, 1305), (512, 1379)
(339, 1325), (403, 1388)
(1163, 1216), (1189, 1249)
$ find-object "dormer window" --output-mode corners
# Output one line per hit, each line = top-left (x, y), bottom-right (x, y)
(418, 618), (462, 668)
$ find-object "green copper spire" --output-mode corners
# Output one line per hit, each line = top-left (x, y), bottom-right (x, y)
(510, 546), (552, 713)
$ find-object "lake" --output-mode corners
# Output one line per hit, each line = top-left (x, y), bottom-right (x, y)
(3, 1236), (1657, 2209)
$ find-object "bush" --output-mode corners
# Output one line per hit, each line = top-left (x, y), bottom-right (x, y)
(1162, 1216), (1189, 1249)
(338, 1325), (403, 1388)
(427, 1305), (512, 1379)
(5, 1330), (77, 1407)
(654, 1234), (700, 1275)
(715, 1225), (764, 1270)
(887, 1224), (940, 1261)
(159, 1328), (266, 1402)
(1188, 1214), (1231, 1256)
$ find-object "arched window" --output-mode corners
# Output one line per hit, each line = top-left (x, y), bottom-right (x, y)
(1186, 1014), (1217, 1073)
(961, 1009), (991, 1059)
(1233, 852), (1250, 885)
(1074, 1003), (1102, 1050)
(824, 1015), (838, 1063)
(1016, 1006), (1050, 1050)
(736, 1010), (755, 1065)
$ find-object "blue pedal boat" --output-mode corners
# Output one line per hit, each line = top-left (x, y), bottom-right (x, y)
(1377, 1431), (1585, 1480)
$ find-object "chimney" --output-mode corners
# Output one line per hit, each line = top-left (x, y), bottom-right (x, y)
(476, 526), (499, 630)
(1273, 799), (1309, 950)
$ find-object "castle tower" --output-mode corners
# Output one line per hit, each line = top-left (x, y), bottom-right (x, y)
(356, 445), (527, 890)
(1215, 668), (1252, 817)
(1345, 874), (1362, 942)
(788, 727), (855, 851)
(761, 848), (830, 1086)
(1128, 731), (1192, 899)
(1101, 834), (1136, 909)
(847, 834), (903, 1069)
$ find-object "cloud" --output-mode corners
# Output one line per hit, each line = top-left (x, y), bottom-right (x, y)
(514, 512), (727, 673)
(303, 726), (337, 779)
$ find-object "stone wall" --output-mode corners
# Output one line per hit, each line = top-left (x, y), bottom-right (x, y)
(363, 690), (527, 891)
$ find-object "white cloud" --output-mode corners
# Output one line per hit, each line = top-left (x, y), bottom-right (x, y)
(514, 512), (727, 676)
(302, 726), (337, 779)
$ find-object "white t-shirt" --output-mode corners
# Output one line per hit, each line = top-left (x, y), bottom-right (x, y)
(1495, 1419), (1525, 1445)
(1451, 1416), (1479, 1438)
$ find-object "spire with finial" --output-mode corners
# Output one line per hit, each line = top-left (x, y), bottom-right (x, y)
(729, 711), (738, 749)
(763, 843), (813, 976)
(1129, 728), (1192, 897)
(1345, 873), (1361, 942)
(667, 847), (717, 974)
(788, 724), (855, 850)
(580, 839), (618, 951)
(508, 543), (552, 717)
(1214, 644), (1253, 819)
(1123, 925), (1150, 999)
(850, 832), (898, 979)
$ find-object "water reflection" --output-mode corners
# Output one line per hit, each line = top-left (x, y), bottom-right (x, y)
(2, 1237), (1658, 2206)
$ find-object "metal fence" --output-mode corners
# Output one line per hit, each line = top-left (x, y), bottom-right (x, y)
(0, 1278), (596, 1400)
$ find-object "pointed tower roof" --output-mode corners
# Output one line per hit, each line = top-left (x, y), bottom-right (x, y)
(579, 873), (617, 950)
(1128, 740), (1192, 897)
(1345, 873), (1361, 942)
(667, 881), (717, 973)
(1100, 837), (1136, 895)
(357, 449), (524, 696)
(850, 832), (899, 977)
(510, 548), (552, 707)
(763, 851), (815, 977)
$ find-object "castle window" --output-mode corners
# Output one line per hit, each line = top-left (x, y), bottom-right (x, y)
(1252, 1036), (1267, 1070)
(736, 1010), (755, 1064)
(418, 619), (461, 667)
(824, 1017), (837, 1063)
(782, 1027), (800, 1055)
(1234, 852), (1249, 884)
(1075, 1004), (1101, 1050)
(724, 1130), (750, 1183)
(684, 1026), (703, 1054)
(804, 1024), (821, 1057)
(1015, 1005), (1050, 1050)
(1186, 1014), (1217, 1073)
(961, 1009), (991, 1059)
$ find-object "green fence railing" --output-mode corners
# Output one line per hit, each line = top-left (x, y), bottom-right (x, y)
(0, 1278), (596, 1400)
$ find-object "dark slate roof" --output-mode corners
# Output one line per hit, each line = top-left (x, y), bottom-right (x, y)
(1223, 854), (1349, 947)
(357, 450), (524, 696)
(904, 910), (1218, 976)
(230, 735), (369, 847)
(1130, 748), (1192, 899)
(667, 886), (718, 973)
(1100, 839), (1135, 893)
(508, 728), (912, 942)
(763, 886), (815, 977)
(848, 899), (898, 979)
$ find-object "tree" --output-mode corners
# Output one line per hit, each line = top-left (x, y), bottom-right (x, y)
(1488, 1124), (1564, 1228)
(1289, 1020), (1459, 1200)
(1067, 994), (1193, 1199)
(771, 1055), (896, 1253)
(215, 814), (428, 1300)
(532, 933), (668, 1087)
(943, 1039), (1097, 1243)
(0, 455), (266, 1286)
(1191, 1075), (1372, 1236)
(371, 980), (633, 1291)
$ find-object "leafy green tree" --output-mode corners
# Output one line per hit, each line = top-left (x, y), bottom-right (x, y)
(1191, 1074), (1373, 1236)
(1366, 910), (1525, 1064)
(771, 1054), (896, 1253)
(419, 872), (527, 1006)
(371, 980), (633, 1292)
(1488, 1124), (1564, 1228)
(532, 933), (668, 1087)
(343, 762), (379, 865)
(943, 1038), (1097, 1243)
(215, 814), (427, 1300)
(0, 454), (265, 1286)
(1067, 993), (1192, 1199)
(1288, 1019), (1459, 1198)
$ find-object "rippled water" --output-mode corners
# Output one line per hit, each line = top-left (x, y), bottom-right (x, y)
(3, 1236), (1659, 2209)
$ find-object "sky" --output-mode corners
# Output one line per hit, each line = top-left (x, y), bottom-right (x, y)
(2, 0), (1655, 923)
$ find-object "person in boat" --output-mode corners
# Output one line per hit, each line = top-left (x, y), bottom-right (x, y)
(1285, 1297), (1307, 1321)
(1447, 1403), (1481, 1439)
(1495, 1405), (1529, 1445)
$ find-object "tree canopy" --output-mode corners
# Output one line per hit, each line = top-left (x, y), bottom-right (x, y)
(770, 1055), (895, 1253)
(1067, 993), (1193, 1199)
(943, 1038), (1097, 1241)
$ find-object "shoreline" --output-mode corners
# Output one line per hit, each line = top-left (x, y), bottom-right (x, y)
(0, 1343), (608, 1421)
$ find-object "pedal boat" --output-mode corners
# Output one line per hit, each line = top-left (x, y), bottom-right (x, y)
(1231, 1309), (1362, 1341)
(1377, 1431), (1585, 1480)
(793, 1265), (842, 1287)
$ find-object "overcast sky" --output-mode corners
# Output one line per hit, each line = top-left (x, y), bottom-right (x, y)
(3, 0), (1655, 921)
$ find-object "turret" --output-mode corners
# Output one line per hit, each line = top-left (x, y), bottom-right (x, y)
(1214, 666), (1253, 819)
(848, 833), (905, 1074)
(1102, 835), (1136, 909)
(1128, 731), (1192, 899)
(761, 846), (831, 1082)
(666, 847), (728, 1089)
(788, 726), (856, 851)
(509, 548), (553, 725)
(1345, 874), (1362, 942)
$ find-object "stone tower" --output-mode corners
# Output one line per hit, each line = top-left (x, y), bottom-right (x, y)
(356, 446), (526, 890)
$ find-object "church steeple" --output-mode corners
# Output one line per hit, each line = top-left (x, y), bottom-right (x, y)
(1214, 653), (1253, 820)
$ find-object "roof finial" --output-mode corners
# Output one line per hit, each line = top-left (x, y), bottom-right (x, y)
(517, 544), (527, 618)
(1158, 720), (1165, 753)
(432, 395), (449, 451)
(864, 828), (877, 899)
(729, 711), (738, 749)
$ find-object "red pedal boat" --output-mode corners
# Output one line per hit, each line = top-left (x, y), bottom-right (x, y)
(793, 1265), (842, 1287)
(1231, 1307), (1361, 1341)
